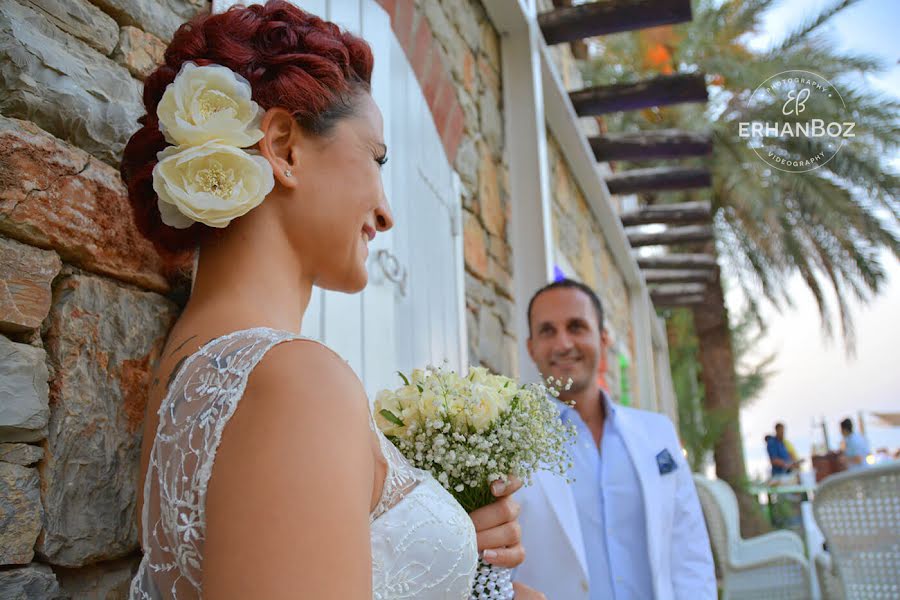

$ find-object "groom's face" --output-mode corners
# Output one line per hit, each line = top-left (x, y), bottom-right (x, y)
(527, 287), (604, 398)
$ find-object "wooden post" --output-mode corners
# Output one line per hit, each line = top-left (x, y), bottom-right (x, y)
(627, 225), (714, 247)
(589, 130), (712, 162)
(571, 73), (707, 116)
(620, 201), (712, 226)
(606, 167), (711, 195)
(539, 0), (693, 45)
(643, 269), (714, 284)
(636, 254), (717, 269)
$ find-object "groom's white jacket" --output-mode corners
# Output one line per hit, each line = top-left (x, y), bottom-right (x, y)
(512, 404), (716, 600)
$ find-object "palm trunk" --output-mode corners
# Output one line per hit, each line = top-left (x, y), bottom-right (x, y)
(691, 268), (770, 537)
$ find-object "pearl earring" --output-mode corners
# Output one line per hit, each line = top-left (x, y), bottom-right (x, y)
(284, 168), (293, 177)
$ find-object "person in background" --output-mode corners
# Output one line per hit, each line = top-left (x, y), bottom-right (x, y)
(766, 422), (801, 479)
(512, 279), (715, 600)
(840, 418), (871, 470)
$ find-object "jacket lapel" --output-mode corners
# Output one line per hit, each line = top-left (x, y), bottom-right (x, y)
(536, 470), (589, 579)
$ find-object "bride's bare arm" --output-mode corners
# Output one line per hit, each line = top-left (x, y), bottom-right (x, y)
(203, 340), (374, 598)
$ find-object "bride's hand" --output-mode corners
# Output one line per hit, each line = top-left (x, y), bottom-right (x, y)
(468, 476), (525, 568)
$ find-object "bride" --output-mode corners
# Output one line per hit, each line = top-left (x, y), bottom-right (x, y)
(121, 1), (544, 598)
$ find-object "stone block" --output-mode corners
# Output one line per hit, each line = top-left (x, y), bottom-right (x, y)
(477, 54), (500, 101)
(464, 270), (493, 309)
(37, 273), (177, 567)
(0, 563), (64, 599)
(478, 151), (504, 238)
(0, 463), (42, 564)
(0, 0), (143, 165)
(0, 336), (49, 443)
(454, 135), (478, 189)
(0, 237), (61, 334)
(480, 20), (500, 69)
(458, 86), (479, 131)
(444, 0), (481, 53)
(112, 25), (165, 81)
(0, 116), (173, 293)
(479, 87), (503, 156)
(0, 443), (43, 466)
(489, 254), (513, 301)
(54, 556), (140, 600)
(88, 0), (202, 42)
(463, 210), (489, 281)
(20, 0), (119, 55)
(478, 310), (512, 375)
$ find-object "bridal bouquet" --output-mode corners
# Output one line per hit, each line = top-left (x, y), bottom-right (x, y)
(374, 365), (575, 600)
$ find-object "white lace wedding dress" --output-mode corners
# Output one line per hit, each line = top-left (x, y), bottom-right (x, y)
(129, 327), (478, 599)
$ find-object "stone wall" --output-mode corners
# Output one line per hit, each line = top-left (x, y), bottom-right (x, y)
(0, 0), (197, 596)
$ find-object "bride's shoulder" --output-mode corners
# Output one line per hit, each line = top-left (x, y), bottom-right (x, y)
(202, 337), (375, 596)
(238, 338), (372, 450)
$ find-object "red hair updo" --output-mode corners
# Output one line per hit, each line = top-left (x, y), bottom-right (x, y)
(120, 0), (374, 259)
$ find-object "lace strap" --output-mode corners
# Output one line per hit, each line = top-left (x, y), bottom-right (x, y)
(144, 327), (306, 589)
(368, 413), (426, 522)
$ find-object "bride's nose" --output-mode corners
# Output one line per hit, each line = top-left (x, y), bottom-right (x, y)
(374, 193), (394, 232)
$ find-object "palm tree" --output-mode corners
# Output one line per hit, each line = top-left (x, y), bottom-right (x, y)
(584, 0), (899, 535)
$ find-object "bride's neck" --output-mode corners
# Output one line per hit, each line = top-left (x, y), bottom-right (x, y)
(183, 210), (312, 335)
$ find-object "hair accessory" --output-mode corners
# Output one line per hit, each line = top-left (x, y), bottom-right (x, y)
(151, 62), (275, 229)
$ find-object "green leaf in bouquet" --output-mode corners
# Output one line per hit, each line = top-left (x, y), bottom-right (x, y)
(379, 409), (404, 426)
(397, 371), (410, 386)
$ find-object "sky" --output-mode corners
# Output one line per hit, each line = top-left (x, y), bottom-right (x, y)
(730, 0), (900, 480)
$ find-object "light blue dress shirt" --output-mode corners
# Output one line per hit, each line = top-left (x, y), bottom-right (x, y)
(844, 432), (870, 470)
(557, 393), (654, 600)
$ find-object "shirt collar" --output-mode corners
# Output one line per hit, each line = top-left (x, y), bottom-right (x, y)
(554, 389), (616, 423)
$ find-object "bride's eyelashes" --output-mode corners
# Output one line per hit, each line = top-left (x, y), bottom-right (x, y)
(375, 153), (388, 167)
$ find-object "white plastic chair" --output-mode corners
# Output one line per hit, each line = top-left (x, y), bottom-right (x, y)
(693, 474), (810, 599)
(812, 462), (900, 599)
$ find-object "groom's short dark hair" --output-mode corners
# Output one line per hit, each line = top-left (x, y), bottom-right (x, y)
(527, 279), (604, 338)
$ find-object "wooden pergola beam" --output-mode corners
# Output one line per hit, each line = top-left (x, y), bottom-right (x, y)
(538, 0), (692, 45)
(620, 201), (712, 227)
(636, 254), (718, 270)
(627, 225), (714, 247)
(589, 129), (713, 162)
(649, 282), (708, 297)
(570, 73), (708, 116)
(642, 269), (714, 284)
(605, 167), (711, 195)
(651, 294), (707, 307)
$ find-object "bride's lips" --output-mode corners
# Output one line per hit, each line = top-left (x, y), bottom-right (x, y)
(362, 224), (376, 242)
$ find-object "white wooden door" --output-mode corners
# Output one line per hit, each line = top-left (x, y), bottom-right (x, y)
(213, 0), (466, 397)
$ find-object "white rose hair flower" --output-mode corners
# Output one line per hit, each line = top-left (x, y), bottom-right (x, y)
(152, 141), (275, 229)
(151, 62), (275, 229)
(156, 62), (266, 147)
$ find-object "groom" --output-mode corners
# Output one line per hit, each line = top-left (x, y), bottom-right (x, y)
(513, 279), (716, 599)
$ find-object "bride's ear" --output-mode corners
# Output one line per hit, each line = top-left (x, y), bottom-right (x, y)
(258, 108), (301, 189)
